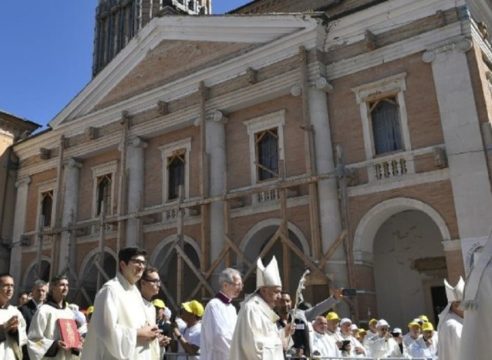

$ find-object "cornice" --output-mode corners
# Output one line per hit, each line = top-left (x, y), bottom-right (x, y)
(326, 21), (464, 80)
(470, 19), (492, 63)
(325, 0), (466, 49)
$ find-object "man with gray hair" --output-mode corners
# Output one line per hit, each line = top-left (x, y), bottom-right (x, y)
(200, 268), (243, 360)
(19, 279), (48, 359)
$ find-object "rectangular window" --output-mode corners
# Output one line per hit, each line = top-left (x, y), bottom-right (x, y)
(40, 190), (54, 227)
(255, 128), (279, 181)
(96, 174), (112, 216)
(160, 138), (191, 206)
(167, 150), (185, 200)
(369, 97), (402, 155)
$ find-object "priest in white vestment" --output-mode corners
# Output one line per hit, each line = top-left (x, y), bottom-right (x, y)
(437, 277), (464, 360)
(28, 275), (81, 360)
(81, 247), (160, 360)
(338, 318), (366, 357)
(229, 257), (293, 360)
(461, 236), (492, 360)
(0, 273), (27, 360)
(200, 268), (243, 360)
(138, 266), (172, 360)
(364, 319), (403, 358)
(310, 316), (341, 358)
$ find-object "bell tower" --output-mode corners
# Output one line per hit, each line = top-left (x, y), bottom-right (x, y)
(93, 0), (211, 76)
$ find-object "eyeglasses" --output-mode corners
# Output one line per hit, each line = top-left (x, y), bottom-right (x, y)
(144, 278), (161, 284)
(129, 259), (147, 266)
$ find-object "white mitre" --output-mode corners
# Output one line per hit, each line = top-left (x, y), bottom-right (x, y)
(256, 256), (282, 288)
(444, 276), (465, 302)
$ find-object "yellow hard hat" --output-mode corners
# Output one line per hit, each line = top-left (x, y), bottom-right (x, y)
(326, 312), (340, 321)
(152, 299), (166, 309)
(422, 322), (434, 332)
(419, 315), (429, 323)
(358, 328), (367, 335)
(181, 300), (204, 317)
(408, 320), (421, 329)
(87, 305), (95, 315)
(369, 318), (378, 326)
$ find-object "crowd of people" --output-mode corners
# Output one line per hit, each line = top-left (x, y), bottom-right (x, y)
(0, 244), (489, 359)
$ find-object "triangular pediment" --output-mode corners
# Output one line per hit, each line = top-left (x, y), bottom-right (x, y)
(94, 39), (253, 111)
(49, 14), (319, 129)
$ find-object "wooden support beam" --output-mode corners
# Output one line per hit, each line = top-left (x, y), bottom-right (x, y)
(318, 230), (347, 269)
(176, 246), (215, 297)
(242, 228), (282, 282)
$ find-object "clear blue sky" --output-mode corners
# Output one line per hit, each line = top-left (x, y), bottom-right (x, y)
(0, 1), (251, 128)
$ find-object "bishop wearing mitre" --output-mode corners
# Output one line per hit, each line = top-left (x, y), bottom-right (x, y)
(229, 256), (293, 360)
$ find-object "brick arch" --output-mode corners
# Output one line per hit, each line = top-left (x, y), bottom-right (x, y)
(353, 197), (451, 263)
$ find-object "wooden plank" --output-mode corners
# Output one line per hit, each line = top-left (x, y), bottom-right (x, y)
(280, 232), (330, 283)
(176, 246), (215, 296)
(318, 230), (347, 269)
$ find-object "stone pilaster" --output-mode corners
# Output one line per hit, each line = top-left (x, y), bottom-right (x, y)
(308, 81), (347, 286)
(59, 158), (82, 274)
(126, 136), (147, 247)
(423, 37), (492, 269)
(10, 176), (31, 283)
(206, 110), (227, 263)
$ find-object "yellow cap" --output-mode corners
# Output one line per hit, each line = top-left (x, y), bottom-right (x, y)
(419, 315), (429, 323)
(152, 299), (166, 309)
(86, 306), (95, 315)
(181, 300), (204, 317)
(408, 321), (421, 329)
(369, 318), (378, 326)
(326, 311), (340, 321)
(422, 322), (434, 332)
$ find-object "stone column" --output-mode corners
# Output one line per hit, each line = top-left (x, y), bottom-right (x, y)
(58, 158), (82, 274)
(10, 176), (31, 283)
(423, 37), (492, 267)
(206, 111), (227, 266)
(308, 81), (347, 286)
(126, 136), (147, 247)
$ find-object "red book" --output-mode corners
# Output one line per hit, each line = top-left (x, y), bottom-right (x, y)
(57, 318), (81, 349)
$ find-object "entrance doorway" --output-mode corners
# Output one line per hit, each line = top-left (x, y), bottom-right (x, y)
(373, 210), (446, 327)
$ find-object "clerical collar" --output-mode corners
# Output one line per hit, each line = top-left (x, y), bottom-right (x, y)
(45, 295), (67, 310)
(216, 291), (232, 304)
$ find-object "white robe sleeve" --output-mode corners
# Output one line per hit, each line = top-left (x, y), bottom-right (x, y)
(201, 302), (230, 359)
(91, 285), (138, 359)
(27, 308), (56, 360)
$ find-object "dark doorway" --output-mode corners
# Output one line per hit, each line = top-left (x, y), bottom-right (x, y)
(431, 285), (447, 325)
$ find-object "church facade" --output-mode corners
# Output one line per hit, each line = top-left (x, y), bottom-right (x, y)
(6, 0), (492, 327)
